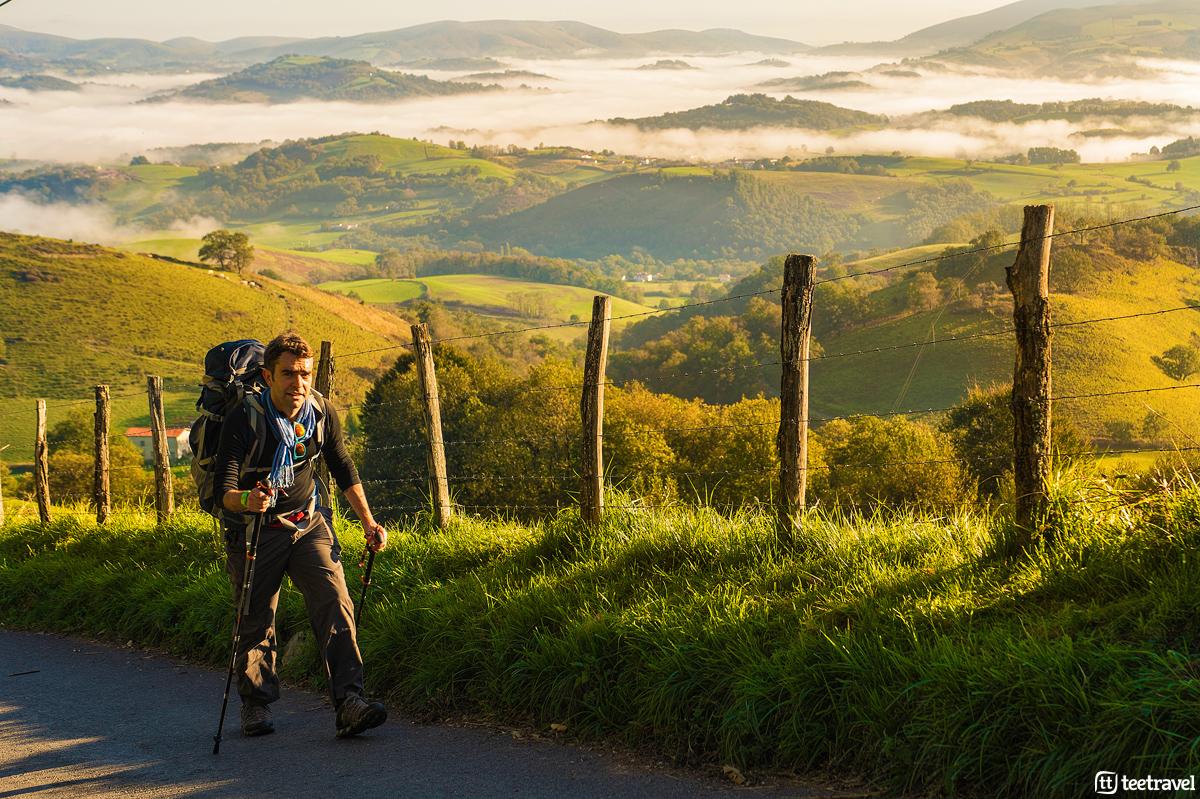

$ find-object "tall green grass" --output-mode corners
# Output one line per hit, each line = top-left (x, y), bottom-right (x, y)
(2, 477), (1198, 796)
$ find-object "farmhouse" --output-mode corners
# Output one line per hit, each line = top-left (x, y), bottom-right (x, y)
(125, 426), (192, 465)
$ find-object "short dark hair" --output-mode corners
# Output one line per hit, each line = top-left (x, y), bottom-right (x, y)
(263, 332), (314, 372)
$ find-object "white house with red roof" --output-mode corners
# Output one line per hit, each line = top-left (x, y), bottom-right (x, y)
(125, 426), (192, 464)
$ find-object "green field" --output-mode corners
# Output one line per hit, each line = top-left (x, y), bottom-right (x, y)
(65, 130), (1200, 262)
(811, 255), (1200, 439)
(320, 274), (659, 324)
(5, 477), (1200, 797)
(0, 232), (412, 462)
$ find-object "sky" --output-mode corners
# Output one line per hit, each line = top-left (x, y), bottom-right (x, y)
(0, 0), (1006, 46)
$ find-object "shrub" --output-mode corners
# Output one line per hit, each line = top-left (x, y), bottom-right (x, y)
(815, 415), (969, 511)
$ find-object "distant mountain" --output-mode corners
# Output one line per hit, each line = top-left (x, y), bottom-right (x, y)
(0, 73), (80, 91)
(608, 93), (886, 131)
(147, 55), (498, 103)
(0, 22), (809, 74)
(452, 70), (555, 82)
(930, 0), (1200, 77)
(635, 59), (698, 70)
(235, 21), (810, 63)
(400, 57), (508, 71)
(822, 0), (1150, 56)
(0, 24), (203, 71)
(758, 71), (872, 92)
(924, 98), (1199, 123)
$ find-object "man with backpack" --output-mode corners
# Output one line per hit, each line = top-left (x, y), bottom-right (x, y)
(212, 332), (388, 740)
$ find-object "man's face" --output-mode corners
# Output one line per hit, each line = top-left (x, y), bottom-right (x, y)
(264, 352), (313, 415)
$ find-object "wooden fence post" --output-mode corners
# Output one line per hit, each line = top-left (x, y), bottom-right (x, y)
(1007, 204), (1054, 540)
(95, 385), (111, 524)
(777, 254), (816, 544)
(147, 375), (174, 524)
(411, 324), (452, 527)
(581, 296), (612, 526)
(34, 399), (51, 525)
(0, 445), (6, 526)
(315, 340), (336, 513)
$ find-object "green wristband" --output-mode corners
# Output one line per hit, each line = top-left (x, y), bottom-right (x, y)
(240, 490), (250, 509)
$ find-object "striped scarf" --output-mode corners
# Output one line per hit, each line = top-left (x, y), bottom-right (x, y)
(264, 394), (316, 491)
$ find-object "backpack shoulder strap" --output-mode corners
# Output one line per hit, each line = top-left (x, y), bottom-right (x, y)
(310, 389), (328, 458)
(242, 390), (271, 477)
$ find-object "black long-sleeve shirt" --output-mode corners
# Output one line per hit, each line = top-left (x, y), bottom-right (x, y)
(216, 395), (360, 514)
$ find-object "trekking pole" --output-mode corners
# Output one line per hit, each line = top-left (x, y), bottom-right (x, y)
(355, 545), (376, 628)
(212, 508), (266, 754)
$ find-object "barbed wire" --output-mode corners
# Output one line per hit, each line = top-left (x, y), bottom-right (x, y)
(817, 203), (1200, 286)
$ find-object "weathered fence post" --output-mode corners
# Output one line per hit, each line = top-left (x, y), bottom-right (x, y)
(34, 399), (51, 524)
(94, 385), (111, 524)
(0, 445), (6, 526)
(1007, 204), (1054, 540)
(315, 340), (336, 513)
(411, 324), (452, 527)
(0, 445), (7, 526)
(581, 295), (612, 526)
(777, 254), (816, 544)
(147, 375), (174, 524)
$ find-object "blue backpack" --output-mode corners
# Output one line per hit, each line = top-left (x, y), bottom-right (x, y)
(189, 340), (268, 516)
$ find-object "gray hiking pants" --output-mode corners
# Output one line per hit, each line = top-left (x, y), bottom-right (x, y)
(225, 512), (364, 706)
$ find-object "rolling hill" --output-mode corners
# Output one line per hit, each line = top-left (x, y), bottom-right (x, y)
(0, 74), (80, 91)
(234, 21), (810, 63)
(607, 94), (887, 131)
(822, 0), (1151, 56)
(0, 232), (410, 461)
(319, 273), (657, 327)
(927, 0), (1200, 78)
(146, 55), (498, 103)
(0, 22), (809, 73)
(609, 229), (1200, 441)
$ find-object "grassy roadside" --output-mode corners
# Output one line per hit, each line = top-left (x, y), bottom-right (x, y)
(1, 477), (1198, 796)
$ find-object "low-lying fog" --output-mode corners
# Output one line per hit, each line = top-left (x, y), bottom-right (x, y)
(1, 55), (1199, 164)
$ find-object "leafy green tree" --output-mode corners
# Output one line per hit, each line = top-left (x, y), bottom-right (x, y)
(1152, 344), (1200, 381)
(1167, 160), (1182, 173)
(816, 415), (968, 511)
(941, 384), (1087, 499)
(1027, 147), (1080, 165)
(906, 272), (940, 312)
(374, 248), (415, 279)
(1141, 411), (1169, 440)
(199, 229), (254, 274)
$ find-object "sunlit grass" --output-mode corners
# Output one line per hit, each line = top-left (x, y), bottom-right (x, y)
(3, 472), (1198, 796)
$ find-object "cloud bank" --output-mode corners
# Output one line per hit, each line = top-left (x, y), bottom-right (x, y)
(0, 55), (1197, 165)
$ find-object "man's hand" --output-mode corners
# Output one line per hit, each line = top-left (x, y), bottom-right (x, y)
(246, 484), (274, 513)
(365, 522), (387, 552)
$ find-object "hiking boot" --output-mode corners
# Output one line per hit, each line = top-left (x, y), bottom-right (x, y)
(335, 693), (387, 738)
(240, 702), (274, 737)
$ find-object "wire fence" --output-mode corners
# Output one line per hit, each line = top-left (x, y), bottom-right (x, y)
(5, 204), (1200, 528)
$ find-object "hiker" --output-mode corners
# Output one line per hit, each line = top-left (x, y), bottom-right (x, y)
(215, 331), (387, 739)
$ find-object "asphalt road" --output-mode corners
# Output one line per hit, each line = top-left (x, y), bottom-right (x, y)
(0, 630), (840, 798)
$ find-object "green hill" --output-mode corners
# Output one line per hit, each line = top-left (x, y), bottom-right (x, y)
(930, 0), (1200, 78)
(147, 55), (499, 103)
(931, 98), (1199, 124)
(0, 73), (80, 91)
(609, 221), (1200, 440)
(319, 274), (658, 328)
(0, 232), (411, 461)
(609, 93), (886, 131)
